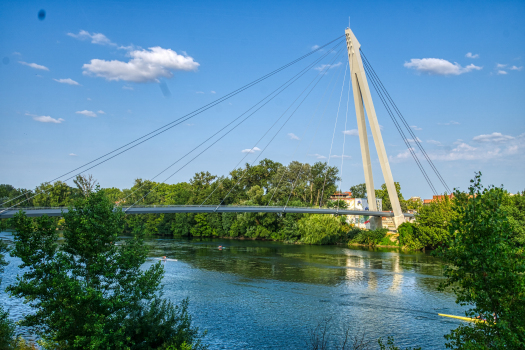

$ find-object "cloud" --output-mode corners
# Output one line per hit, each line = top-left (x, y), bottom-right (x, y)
(510, 66), (523, 71)
(87, 98), (92, 101)
(404, 58), (482, 75)
(391, 148), (415, 161)
(411, 125), (422, 130)
(496, 63), (507, 68)
(438, 120), (460, 125)
(343, 129), (359, 136)
(67, 30), (115, 46)
(26, 113), (64, 123)
(465, 52), (479, 59)
(19, 61), (49, 71)
(69, 153), (77, 156)
(241, 146), (261, 153)
(195, 91), (204, 94)
(330, 155), (351, 159)
(472, 132), (514, 143)
(406, 137), (422, 143)
(308, 153), (327, 159)
(97, 110), (105, 114)
(311, 45), (320, 50)
(427, 139), (443, 146)
(122, 85), (134, 90)
(76, 110), (97, 117)
(497, 70), (508, 75)
(82, 46), (200, 83)
(314, 62), (342, 71)
(211, 90), (216, 94)
(13, 52), (21, 56)
(287, 133), (300, 140)
(54, 78), (80, 85)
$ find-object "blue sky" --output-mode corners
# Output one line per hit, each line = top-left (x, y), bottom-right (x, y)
(1, 0), (524, 200)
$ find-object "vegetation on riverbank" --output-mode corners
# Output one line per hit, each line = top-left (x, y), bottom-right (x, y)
(1, 189), (206, 350)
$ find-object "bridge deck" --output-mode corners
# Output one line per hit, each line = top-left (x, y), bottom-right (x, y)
(0, 205), (414, 219)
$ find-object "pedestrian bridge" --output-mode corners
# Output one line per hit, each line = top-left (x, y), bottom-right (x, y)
(0, 205), (415, 219)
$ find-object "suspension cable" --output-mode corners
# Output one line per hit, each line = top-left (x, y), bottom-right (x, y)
(361, 57), (438, 195)
(266, 58), (346, 207)
(0, 35), (345, 209)
(360, 50), (451, 194)
(317, 63), (349, 208)
(118, 41), (345, 207)
(128, 44), (346, 210)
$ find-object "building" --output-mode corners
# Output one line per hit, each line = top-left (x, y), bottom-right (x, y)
(329, 192), (383, 229)
(423, 194), (454, 205)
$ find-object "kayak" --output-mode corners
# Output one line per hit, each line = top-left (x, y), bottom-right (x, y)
(438, 313), (485, 323)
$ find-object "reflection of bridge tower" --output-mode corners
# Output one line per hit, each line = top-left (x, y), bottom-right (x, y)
(345, 28), (404, 229)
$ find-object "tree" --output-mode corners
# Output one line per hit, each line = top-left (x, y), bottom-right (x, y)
(73, 174), (98, 197)
(298, 214), (344, 245)
(375, 182), (404, 211)
(435, 173), (525, 348)
(7, 188), (205, 349)
(0, 238), (15, 349)
(33, 181), (73, 207)
(349, 183), (367, 199)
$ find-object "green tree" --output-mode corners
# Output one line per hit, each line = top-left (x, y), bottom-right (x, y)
(502, 190), (525, 245)
(33, 181), (73, 207)
(298, 214), (344, 245)
(0, 238), (15, 349)
(435, 173), (525, 348)
(7, 189), (205, 349)
(349, 183), (367, 198)
(375, 182), (404, 211)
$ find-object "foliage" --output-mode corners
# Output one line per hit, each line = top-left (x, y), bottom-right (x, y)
(7, 189), (205, 350)
(502, 190), (525, 245)
(32, 181), (74, 207)
(298, 215), (345, 245)
(435, 173), (525, 349)
(375, 182), (404, 212)
(348, 228), (388, 246)
(377, 337), (421, 350)
(0, 238), (16, 350)
(349, 183), (367, 199)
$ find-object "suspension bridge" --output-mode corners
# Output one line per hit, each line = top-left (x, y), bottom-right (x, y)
(0, 28), (448, 228)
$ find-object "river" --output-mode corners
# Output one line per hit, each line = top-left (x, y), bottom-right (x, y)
(1, 233), (466, 349)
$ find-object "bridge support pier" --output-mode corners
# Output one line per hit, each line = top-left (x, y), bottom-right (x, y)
(369, 216), (382, 230)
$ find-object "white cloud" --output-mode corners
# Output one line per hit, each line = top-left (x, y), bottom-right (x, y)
(87, 97), (92, 101)
(465, 52), (479, 59)
(19, 61), (49, 71)
(406, 137), (422, 143)
(343, 129), (359, 136)
(311, 45), (320, 50)
(391, 148), (415, 161)
(82, 47), (200, 83)
(97, 110), (105, 114)
(76, 110), (97, 117)
(411, 125), (422, 130)
(472, 132), (514, 143)
(13, 52), (21, 56)
(26, 113), (64, 124)
(122, 85), (134, 90)
(314, 62), (342, 71)
(497, 70), (508, 75)
(241, 146), (261, 153)
(496, 63), (507, 68)
(404, 58), (482, 75)
(54, 78), (80, 85)
(330, 155), (351, 159)
(195, 91), (204, 94)
(308, 153), (327, 159)
(69, 153), (77, 156)
(287, 133), (300, 140)
(427, 139), (443, 146)
(438, 120), (460, 125)
(67, 30), (115, 46)
(510, 66), (523, 71)
(211, 90), (216, 94)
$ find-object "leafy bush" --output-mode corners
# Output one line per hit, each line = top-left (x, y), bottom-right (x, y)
(348, 228), (388, 246)
(298, 215), (344, 245)
(7, 189), (206, 350)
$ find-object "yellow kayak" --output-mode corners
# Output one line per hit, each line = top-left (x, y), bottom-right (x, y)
(438, 313), (485, 323)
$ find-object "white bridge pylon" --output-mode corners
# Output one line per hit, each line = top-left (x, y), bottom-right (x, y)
(345, 28), (404, 229)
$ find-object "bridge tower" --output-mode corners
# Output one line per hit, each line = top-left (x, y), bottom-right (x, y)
(345, 28), (404, 229)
